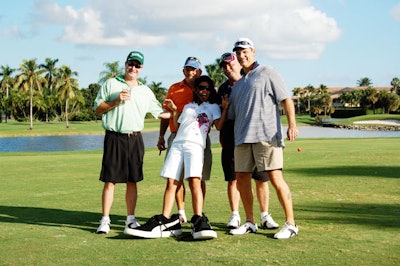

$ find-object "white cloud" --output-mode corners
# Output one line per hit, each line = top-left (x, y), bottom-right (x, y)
(29, 0), (341, 60)
(389, 3), (400, 21)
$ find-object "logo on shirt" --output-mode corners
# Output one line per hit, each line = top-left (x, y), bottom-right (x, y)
(197, 113), (209, 128)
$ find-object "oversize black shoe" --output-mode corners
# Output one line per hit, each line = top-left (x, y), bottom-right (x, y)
(124, 214), (182, 238)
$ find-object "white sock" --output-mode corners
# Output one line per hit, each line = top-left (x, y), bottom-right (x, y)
(178, 210), (186, 216)
(126, 215), (136, 222)
(232, 211), (239, 216)
(101, 216), (110, 222)
(261, 212), (269, 219)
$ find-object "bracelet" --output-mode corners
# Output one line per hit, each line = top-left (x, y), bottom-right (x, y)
(159, 136), (164, 139)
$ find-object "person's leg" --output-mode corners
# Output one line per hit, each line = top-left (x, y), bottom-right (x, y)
(228, 179), (240, 212)
(168, 133), (186, 216)
(162, 178), (179, 218)
(201, 135), (212, 200)
(102, 182), (115, 217)
(268, 170), (295, 225)
(126, 181), (137, 216)
(254, 179), (269, 213)
(175, 180), (185, 211)
(236, 172), (254, 223)
(188, 177), (203, 216)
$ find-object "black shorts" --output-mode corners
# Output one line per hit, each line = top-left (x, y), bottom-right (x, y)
(99, 130), (144, 183)
(221, 145), (235, 182)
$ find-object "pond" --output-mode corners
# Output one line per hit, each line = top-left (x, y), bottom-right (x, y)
(0, 126), (399, 152)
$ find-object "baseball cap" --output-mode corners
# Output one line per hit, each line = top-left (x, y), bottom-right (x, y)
(126, 51), (144, 64)
(183, 56), (201, 69)
(219, 52), (236, 67)
(233, 38), (254, 51)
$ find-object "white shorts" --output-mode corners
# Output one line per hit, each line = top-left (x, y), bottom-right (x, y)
(160, 141), (204, 180)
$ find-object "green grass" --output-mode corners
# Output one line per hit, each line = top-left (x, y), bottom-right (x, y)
(1, 139), (399, 265)
(0, 119), (161, 137)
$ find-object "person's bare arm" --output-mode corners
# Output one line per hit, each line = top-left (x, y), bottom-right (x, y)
(214, 95), (230, 131)
(282, 98), (298, 142)
(95, 90), (129, 115)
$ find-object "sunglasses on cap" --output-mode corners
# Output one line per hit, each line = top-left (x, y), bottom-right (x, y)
(186, 56), (201, 64)
(127, 61), (143, 68)
(235, 40), (252, 46)
(196, 85), (212, 91)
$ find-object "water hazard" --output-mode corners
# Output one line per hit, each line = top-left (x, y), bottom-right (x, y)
(0, 126), (399, 152)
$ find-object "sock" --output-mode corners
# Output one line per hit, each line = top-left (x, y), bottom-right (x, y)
(126, 215), (136, 222)
(101, 216), (110, 222)
(232, 211), (239, 216)
(178, 210), (186, 216)
(261, 212), (269, 219)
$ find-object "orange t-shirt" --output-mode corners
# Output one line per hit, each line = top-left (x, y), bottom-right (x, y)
(165, 80), (193, 133)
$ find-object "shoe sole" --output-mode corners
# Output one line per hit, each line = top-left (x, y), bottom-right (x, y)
(229, 229), (257, 235)
(192, 230), (217, 240)
(124, 227), (182, 238)
(261, 225), (279, 230)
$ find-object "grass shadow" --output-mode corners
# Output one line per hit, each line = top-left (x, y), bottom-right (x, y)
(0, 205), (127, 233)
(299, 202), (400, 228)
(287, 166), (400, 179)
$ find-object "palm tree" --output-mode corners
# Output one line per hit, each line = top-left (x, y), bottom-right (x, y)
(292, 87), (302, 114)
(99, 61), (123, 84)
(58, 65), (79, 128)
(357, 77), (372, 87)
(391, 77), (400, 95)
(40, 58), (60, 122)
(365, 86), (379, 114)
(14, 59), (47, 130)
(304, 85), (315, 115)
(0, 65), (16, 122)
(149, 81), (167, 104)
(205, 59), (227, 88)
(40, 58), (59, 92)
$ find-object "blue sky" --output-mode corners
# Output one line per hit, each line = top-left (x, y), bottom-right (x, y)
(1, 0), (399, 91)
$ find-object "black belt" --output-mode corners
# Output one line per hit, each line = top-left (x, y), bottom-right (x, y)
(106, 130), (140, 137)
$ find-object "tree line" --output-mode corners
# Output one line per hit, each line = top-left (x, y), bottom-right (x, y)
(292, 77), (400, 119)
(1, 57), (399, 129)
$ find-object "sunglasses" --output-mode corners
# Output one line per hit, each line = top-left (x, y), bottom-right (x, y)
(127, 61), (143, 68)
(235, 40), (252, 46)
(197, 85), (212, 91)
(186, 56), (201, 64)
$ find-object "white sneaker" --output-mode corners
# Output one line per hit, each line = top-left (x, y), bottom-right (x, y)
(96, 218), (110, 234)
(227, 214), (241, 229)
(229, 221), (258, 235)
(260, 213), (279, 229)
(125, 217), (140, 230)
(274, 222), (298, 239)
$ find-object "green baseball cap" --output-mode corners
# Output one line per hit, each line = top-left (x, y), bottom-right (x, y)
(126, 51), (144, 64)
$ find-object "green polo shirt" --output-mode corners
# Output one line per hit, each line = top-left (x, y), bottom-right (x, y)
(94, 75), (163, 133)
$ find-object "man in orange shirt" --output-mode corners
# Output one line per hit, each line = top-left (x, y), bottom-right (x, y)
(157, 57), (212, 223)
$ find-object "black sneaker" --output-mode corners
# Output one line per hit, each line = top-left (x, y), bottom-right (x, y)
(124, 214), (182, 238)
(191, 214), (217, 240)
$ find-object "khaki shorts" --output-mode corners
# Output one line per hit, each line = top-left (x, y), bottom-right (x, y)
(234, 141), (283, 173)
(168, 133), (212, 181)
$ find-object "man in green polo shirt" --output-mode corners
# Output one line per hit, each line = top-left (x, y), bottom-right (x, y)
(94, 51), (163, 234)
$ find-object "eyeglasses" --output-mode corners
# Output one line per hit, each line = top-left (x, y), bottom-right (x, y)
(197, 85), (212, 91)
(221, 53), (235, 61)
(186, 56), (201, 64)
(127, 61), (143, 68)
(235, 40), (252, 47)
